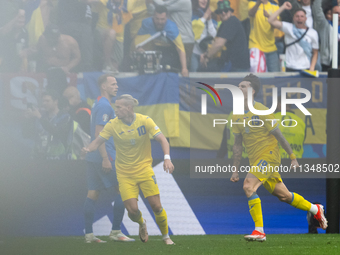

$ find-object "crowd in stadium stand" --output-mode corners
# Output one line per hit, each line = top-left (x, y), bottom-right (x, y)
(1, 0), (340, 75)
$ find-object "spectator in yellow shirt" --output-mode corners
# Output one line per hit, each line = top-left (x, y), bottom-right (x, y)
(248, 0), (281, 72)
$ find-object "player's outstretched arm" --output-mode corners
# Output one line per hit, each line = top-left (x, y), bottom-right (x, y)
(82, 136), (106, 154)
(271, 128), (299, 168)
(154, 133), (174, 174)
(231, 133), (242, 182)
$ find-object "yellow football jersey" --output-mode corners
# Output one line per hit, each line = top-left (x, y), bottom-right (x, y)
(232, 102), (280, 165)
(99, 113), (161, 178)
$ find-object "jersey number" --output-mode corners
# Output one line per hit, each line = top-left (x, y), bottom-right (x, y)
(137, 125), (146, 136)
(257, 159), (268, 173)
(251, 116), (261, 126)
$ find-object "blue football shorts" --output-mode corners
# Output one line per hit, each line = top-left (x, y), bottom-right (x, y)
(86, 161), (118, 191)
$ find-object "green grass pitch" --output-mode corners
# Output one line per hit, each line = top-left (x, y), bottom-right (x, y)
(1, 234), (339, 255)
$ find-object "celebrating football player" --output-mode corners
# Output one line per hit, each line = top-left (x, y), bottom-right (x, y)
(83, 94), (175, 245)
(230, 74), (327, 241)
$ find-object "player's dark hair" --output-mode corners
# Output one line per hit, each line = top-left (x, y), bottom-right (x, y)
(243, 74), (261, 97)
(154, 5), (168, 15)
(293, 8), (306, 17)
(97, 74), (115, 88)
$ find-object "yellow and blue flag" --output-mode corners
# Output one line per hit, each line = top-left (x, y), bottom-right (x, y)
(135, 17), (185, 52)
(191, 15), (217, 41)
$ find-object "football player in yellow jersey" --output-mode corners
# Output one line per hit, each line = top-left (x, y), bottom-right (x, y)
(83, 94), (175, 245)
(230, 74), (327, 241)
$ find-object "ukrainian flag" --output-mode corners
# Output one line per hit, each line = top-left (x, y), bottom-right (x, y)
(135, 17), (185, 52)
(77, 72), (180, 139)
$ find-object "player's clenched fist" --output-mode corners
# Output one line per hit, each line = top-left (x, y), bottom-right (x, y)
(81, 147), (90, 155)
(230, 172), (239, 182)
(290, 158), (300, 169)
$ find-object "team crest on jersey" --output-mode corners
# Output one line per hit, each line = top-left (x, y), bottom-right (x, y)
(102, 114), (109, 122)
(130, 139), (136, 145)
(245, 126), (250, 133)
(127, 129), (134, 133)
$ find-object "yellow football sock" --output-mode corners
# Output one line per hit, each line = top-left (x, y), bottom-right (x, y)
(154, 208), (168, 235)
(290, 192), (312, 211)
(248, 194), (263, 228)
(128, 210), (144, 225)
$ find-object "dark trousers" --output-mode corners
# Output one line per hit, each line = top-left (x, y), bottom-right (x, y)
(184, 43), (194, 69)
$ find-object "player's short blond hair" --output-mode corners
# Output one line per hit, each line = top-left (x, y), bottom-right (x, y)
(116, 94), (139, 107)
